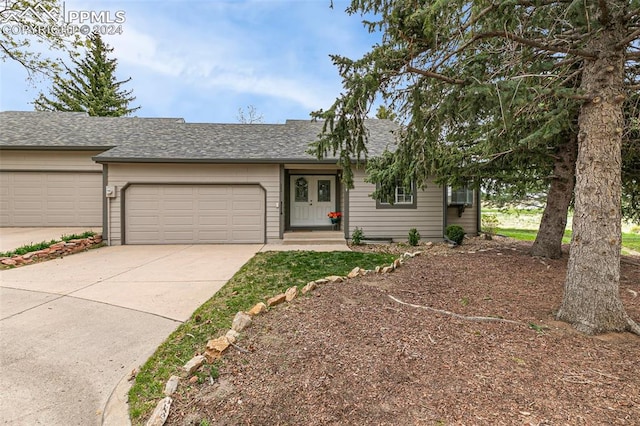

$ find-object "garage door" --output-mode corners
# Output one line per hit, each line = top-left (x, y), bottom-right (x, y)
(124, 184), (265, 244)
(0, 172), (102, 227)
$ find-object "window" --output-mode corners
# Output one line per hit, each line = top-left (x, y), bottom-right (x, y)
(317, 179), (331, 202)
(376, 180), (417, 209)
(295, 177), (308, 202)
(447, 186), (474, 206)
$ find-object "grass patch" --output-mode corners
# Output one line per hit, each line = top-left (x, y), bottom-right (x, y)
(0, 231), (96, 258)
(499, 228), (640, 252)
(128, 250), (396, 424)
(61, 231), (96, 242)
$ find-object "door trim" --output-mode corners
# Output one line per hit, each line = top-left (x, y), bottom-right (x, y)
(285, 172), (340, 231)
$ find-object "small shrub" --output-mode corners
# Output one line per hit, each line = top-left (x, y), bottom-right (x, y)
(481, 214), (500, 239)
(446, 225), (465, 245)
(351, 227), (365, 245)
(408, 228), (420, 246)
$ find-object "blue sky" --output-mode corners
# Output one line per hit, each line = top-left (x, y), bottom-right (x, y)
(0, 0), (380, 123)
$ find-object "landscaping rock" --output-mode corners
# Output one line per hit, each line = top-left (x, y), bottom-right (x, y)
(225, 329), (239, 343)
(301, 282), (317, 295)
(375, 266), (381, 273)
(325, 275), (344, 283)
(393, 258), (402, 269)
(347, 267), (361, 279)
(314, 278), (329, 285)
(145, 396), (172, 426)
(183, 355), (206, 375)
(1, 258), (16, 266)
(382, 266), (393, 274)
(267, 294), (287, 307)
(205, 336), (231, 362)
(247, 302), (267, 316)
(232, 312), (253, 332)
(285, 286), (298, 302)
(164, 376), (180, 396)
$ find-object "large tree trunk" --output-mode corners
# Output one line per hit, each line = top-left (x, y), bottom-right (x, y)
(557, 17), (638, 335)
(531, 134), (577, 259)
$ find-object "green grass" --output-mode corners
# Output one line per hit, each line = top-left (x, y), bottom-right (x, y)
(498, 228), (640, 252)
(0, 231), (96, 258)
(128, 250), (396, 424)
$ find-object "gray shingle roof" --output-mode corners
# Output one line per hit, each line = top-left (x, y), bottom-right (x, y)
(0, 111), (398, 162)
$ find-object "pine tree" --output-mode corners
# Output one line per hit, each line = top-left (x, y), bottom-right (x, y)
(34, 33), (140, 116)
(312, 1), (640, 335)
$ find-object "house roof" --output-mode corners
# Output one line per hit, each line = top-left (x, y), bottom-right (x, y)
(0, 111), (185, 151)
(0, 111), (398, 163)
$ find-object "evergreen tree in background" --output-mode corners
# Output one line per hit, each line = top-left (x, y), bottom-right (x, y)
(34, 33), (140, 116)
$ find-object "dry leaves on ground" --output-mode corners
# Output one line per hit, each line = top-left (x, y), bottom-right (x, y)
(165, 238), (640, 426)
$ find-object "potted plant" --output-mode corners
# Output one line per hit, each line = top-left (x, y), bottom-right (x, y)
(328, 211), (342, 225)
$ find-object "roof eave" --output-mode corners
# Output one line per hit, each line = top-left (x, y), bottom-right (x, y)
(92, 156), (345, 165)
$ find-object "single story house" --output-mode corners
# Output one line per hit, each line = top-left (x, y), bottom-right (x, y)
(0, 111), (479, 245)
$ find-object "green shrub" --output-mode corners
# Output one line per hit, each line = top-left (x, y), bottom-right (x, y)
(351, 227), (365, 245)
(408, 228), (420, 246)
(446, 225), (465, 245)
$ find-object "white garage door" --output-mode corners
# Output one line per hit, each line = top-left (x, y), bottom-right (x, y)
(0, 172), (102, 227)
(124, 184), (265, 244)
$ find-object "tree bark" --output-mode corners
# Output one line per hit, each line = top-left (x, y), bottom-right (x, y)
(557, 13), (636, 334)
(531, 134), (577, 259)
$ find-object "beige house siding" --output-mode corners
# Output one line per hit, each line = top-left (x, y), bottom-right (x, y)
(446, 191), (479, 235)
(0, 150), (103, 171)
(347, 169), (443, 241)
(105, 163), (280, 245)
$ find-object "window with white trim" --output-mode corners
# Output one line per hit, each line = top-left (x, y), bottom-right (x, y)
(376, 180), (417, 209)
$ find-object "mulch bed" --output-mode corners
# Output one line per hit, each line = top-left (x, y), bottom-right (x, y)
(165, 238), (640, 426)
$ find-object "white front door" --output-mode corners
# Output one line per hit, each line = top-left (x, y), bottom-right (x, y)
(290, 175), (336, 227)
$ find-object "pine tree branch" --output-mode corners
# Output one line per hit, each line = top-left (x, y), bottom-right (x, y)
(472, 31), (597, 59)
(388, 295), (523, 325)
(405, 66), (466, 85)
(616, 28), (640, 50)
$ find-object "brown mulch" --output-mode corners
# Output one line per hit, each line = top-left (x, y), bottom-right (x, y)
(166, 238), (640, 426)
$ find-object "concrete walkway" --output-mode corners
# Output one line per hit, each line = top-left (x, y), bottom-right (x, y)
(0, 244), (261, 426)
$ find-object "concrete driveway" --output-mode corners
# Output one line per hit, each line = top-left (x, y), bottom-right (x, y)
(0, 244), (261, 425)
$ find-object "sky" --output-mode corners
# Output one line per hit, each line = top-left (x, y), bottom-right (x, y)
(0, 0), (381, 123)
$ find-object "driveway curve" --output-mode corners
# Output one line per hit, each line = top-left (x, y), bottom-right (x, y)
(0, 244), (261, 425)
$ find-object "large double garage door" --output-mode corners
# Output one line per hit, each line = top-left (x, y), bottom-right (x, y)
(0, 171), (102, 227)
(124, 184), (265, 244)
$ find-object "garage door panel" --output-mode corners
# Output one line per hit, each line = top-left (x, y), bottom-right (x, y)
(125, 184), (264, 244)
(0, 172), (101, 226)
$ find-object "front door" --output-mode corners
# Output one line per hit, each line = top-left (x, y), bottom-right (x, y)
(290, 175), (336, 227)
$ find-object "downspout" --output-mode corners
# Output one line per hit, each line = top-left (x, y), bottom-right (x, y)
(102, 164), (109, 245)
(442, 185), (448, 240)
(476, 189), (482, 235)
(343, 186), (349, 240)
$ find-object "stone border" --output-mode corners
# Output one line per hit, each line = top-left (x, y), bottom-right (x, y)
(0, 234), (104, 267)
(145, 250), (423, 426)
